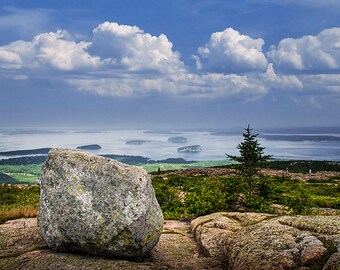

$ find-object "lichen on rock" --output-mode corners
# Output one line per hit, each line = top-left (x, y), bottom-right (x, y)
(0, 218), (224, 270)
(191, 213), (340, 270)
(38, 148), (164, 258)
(191, 212), (275, 258)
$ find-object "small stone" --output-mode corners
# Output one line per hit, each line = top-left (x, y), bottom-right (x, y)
(297, 234), (327, 265)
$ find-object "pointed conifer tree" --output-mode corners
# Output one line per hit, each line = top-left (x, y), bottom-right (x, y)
(227, 125), (271, 178)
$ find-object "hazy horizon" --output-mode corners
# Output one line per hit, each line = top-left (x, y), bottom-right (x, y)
(1, 128), (340, 161)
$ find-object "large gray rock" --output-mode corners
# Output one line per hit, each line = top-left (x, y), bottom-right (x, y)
(38, 148), (163, 258)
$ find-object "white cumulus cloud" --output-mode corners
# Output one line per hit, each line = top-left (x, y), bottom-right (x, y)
(0, 30), (101, 71)
(196, 28), (268, 73)
(0, 21), (339, 104)
(268, 28), (340, 72)
(90, 22), (186, 74)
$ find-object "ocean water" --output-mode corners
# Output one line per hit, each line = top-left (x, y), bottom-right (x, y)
(0, 129), (340, 161)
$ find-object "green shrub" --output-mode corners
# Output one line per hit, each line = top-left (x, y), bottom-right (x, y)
(185, 177), (228, 216)
(311, 195), (340, 209)
(0, 185), (40, 223)
(0, 185), (40, 208)
(283, 183), (312, 214)
(152, 177), (186, 219)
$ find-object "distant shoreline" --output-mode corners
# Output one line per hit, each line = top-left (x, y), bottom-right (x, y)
(1, 128), (340, 162)
(0, 151), (339, 185)
(0, 150), (339, 170)
(0, 147), (340, 163)
(0, 148), (51, 156)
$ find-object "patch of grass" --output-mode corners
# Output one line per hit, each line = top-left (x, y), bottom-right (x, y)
(0, 205), (38, 223)
(0, 164), (42, 184)
(3, 173), (38, 183)
(144, 163), (190, 173)
(307, 178), (337, 184)
(0, 160), (233, 183)
(0, 172), (22, 184)
(310, 195), (340, 209)
(0, 185), (40, 223)
(143, 160), (231, 173)
(306, 181), (339, 197)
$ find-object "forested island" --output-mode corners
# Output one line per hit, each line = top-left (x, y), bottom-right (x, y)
(168, 136), (188, 143)
(77, 144), (102, 150)
(126, 140), (151, 145)
(177, 145), (202, 153)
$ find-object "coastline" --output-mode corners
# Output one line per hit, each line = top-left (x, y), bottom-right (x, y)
(0, 151), (339, 185)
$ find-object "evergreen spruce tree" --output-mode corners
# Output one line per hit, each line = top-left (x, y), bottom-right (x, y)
(227, 125), (271, 178)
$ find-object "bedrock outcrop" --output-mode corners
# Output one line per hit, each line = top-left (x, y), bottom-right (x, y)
(38, 148), (163, 258)
(1, 214), (339, 269)
(0, 218), (222, 270)
(192, 212), (340, 270)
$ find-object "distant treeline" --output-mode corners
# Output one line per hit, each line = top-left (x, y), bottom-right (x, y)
(0, 156), (48, 165)
(1, 153), (339, 173)
(223, 160), (340, 173)
(0, 148), (51, 156)
(0, 154), (196, 166)
(266, 160), (340, 172)
(0, 172), (24, 184)
(103, 155), (195, 165)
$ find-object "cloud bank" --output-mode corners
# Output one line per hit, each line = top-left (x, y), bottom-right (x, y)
(0, 21), (339, 104)
(268, 28), (340, 73)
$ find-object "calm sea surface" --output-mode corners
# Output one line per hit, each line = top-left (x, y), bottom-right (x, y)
(0, 129), (340, 161)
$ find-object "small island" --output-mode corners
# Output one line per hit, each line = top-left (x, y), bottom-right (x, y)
(126, 140), (151, 145)
(177, 145), (202, 153)
(76, 144), (102, 150)
(144, 130), (179, 135)
(168, 136), (188, 143)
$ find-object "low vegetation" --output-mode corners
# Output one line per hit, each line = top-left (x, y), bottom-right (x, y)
(0, 171), (339, 224)
(0, 185), (40, 223)
(2, 158), (339, 185)
(152, 173), (340, 220)
(0, 164), (42, 184)
(266, 160), (340, 172)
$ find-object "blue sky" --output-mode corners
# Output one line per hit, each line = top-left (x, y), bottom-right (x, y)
(0, 0), (339, 129)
